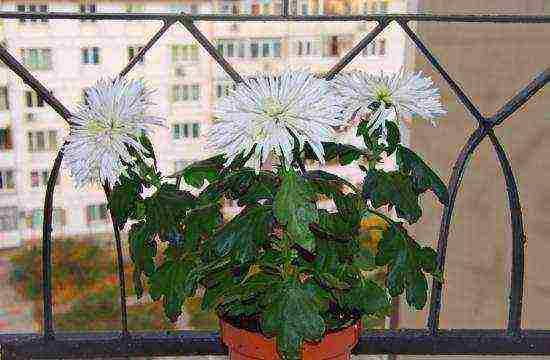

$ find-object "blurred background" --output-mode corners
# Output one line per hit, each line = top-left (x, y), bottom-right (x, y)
(0, 0), (548, 359)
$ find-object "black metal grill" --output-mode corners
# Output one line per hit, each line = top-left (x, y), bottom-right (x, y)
(0, 8), (548, 359)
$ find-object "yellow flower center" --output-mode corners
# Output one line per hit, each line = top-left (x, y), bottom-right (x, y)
(261, 96), (286, 122)
(375, 87), (392, 106)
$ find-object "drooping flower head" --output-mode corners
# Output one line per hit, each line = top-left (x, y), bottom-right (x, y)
(64, 76), (164, 187)
(330, 68), (446, 138)
(208, 70), (344, 171)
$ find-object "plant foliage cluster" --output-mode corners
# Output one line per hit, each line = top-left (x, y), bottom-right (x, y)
(109, 117), (447, 359)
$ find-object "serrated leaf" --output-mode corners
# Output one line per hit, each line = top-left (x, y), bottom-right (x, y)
(144, 183), (196, 235)
(261, 278), (325, 360)
(181, 204), (223, 251)
(405, 270), (428, 310)
(306, 170), (357, 199)
(305, 142), (370, 165)
(175, 154), (226, 188)
(214, 205), (273, 263)
(128, 222), (157, 298)
(109, 174), (143, 229)
(385, 121), (400, 156)
(274, 170), (318, 252)
(318, 272), (351, 290)
(342, 279), (391, 316)
(149, 259), (198, 322)
(396, 145), (449, 205)
(362, 169), (422, 224)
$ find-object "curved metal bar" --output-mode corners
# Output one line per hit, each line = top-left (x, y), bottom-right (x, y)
(179, 18), (244, 83)
(41, 146), (67, 339)
(0, 12), (549, 23)
(487, 130), (526, 336)
(120, 19), (176, 78)
(427, 126), (490, 334)
(397, 19), (486, 124)
(489, 67), (550, 126)
(325, 19), (390, 80)
(103, 184), (129, 335)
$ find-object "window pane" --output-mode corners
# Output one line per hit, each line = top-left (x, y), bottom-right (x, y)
(192, 123), (200, 138)
(273, 41), (281, 57)
(262, 43), (270, 57)
(48, 131), (57, 150)
(250, 43), (259, 58)
(36, 132), (45, 150)
(30, 171), (39, 187)
(172, 124), (180, 139)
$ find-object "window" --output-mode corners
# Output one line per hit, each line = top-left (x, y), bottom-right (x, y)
(125, 3), (145, 12)
(378, 39), (387, 56)
(86, 203), (108, 223)
(0, 207), (18, 231)
(192, 123), (200, 138)
(29, 208), (65, 230)
(79, 3), (97, 22)
(0, 128), (13, 151)
(371, 0), (387, 13)
(311, 0), (319, 15)
(172, 44), (199, 62)
(301, 3), (309, 15)
(0, 170), (14, 190)
(251, 3), (260, 15)
(330, 36), (339, 56)
(20, 48), (52, 70)
(363, 1), (369, 14)
(0, 86), (9, 110)
(30, 169), (57, 188)
(274, 1), (282, 14)
(262, 3), (270, 15)
(294, 40), (317, 56)
(232, 4), (240, 14)
(25, 91), (45, 108)
(172, 123), (201, 140)
(545, 0), (550, 13)
(128, 45), (145, 64)
(262, 42), (270, 57)
(172, 84), (201, 102)
(28, 130), (57, 152)
(215, 82), (237, 98)
(170, 3), (200, 14)
(81, 47), (100, 65)
(250, 42), (259, 58)
(216, 40), (246, 58)
(17, 4), (48, 23)
(290, 0), (298, 15)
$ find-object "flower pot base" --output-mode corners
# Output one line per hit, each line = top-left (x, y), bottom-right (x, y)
(220, 318), (363, 360)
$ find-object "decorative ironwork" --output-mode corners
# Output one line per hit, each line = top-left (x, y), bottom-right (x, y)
(0, 9), (548, 359)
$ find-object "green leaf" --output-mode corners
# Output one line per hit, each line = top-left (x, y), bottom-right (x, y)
(396, 145), (449, 205)
(176, 154), (226, 188)
(109, 173), (143, 229)
(405, 270), (428, 310)
(261, 278), (325, 360)
(214, 205), (273, 263)
(181, 204), (223, 251)
(274, 170), (318, 252)
(306, 170), (358, 198)
(128, 222), (157, 298)
(144, 183), (196, 235)
(149, 259), (198, 322)
(342, 279), (392, 316)
(362, 169), (422, 224)
(353, 247), (377, 270)
(385, 121), (400, 156)
(317, 272), (351, 290)
(305, 142), (370, 166)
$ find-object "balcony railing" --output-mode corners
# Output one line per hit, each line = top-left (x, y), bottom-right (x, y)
(0, 8), (548, 359)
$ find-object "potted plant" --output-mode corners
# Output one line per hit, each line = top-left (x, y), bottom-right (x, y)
(65, 70), (447, 360)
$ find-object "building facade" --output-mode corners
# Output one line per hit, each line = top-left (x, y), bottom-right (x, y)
(0, 0), (407, 247)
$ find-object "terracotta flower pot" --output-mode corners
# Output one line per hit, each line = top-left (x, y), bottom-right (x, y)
(220, 318), (363, 360)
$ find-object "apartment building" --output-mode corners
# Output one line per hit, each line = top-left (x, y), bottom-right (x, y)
(0, 0), (407, 247)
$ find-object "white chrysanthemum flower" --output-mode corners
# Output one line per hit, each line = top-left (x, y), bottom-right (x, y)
(208, 70), (344, 170)
(330, 68), (446, 137)
(64, 77), (164, 188)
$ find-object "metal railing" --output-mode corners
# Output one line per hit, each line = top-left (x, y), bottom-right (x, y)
(0, 8), (548, 359)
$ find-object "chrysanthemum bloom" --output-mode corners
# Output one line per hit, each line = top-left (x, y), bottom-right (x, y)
(330, 68), (446, 139)
(64, 77), (164, 187)
(207, 70), (344, 171)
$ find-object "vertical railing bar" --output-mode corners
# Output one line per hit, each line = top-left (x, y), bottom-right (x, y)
(325, 19), (390, 80)
(120, 19), (176, 78)
(179, 19), (244, 83)
(427, 126), (489, 334)
(396, 19), (487, 124)
(103, 184), (130, 336)
(283, 0), (289, 16)
(0, 46), (75, 341)
(487, 130), (526, 336)
(489, 67), (550, 126)
(112, 18), (177, 338)
(42, 147), (67, 339)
